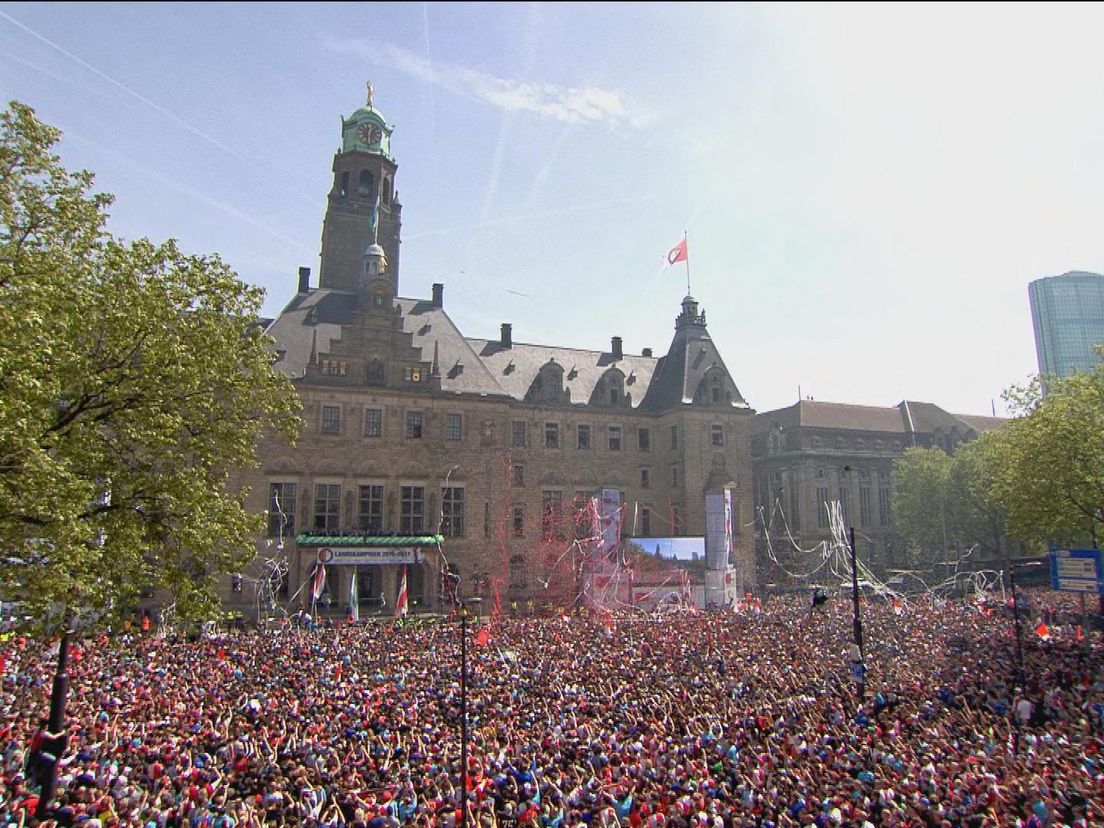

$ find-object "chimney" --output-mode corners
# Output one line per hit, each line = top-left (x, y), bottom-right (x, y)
(642, 347), (653, 357)
(500, 323), (513, 348)
(431, 283), (444, 308)
(297, 267), (310, 294)
(611, 336), (623, 359)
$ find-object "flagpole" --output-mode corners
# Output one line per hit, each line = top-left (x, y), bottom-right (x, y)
(683, 231), (691, 295)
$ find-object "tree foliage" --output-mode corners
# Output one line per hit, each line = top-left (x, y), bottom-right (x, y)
(892, 446), (956, 569)
(989, 365), (1104, 548)
(0, 101), (301, 625)
(891, 436), (1007, 571)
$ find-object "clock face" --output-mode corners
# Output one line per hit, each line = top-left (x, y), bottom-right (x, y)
(356, 124), (384, 145)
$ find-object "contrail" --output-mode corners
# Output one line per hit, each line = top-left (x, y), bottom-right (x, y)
(0, 9), (316, 205)
(65, 130), (314, 255)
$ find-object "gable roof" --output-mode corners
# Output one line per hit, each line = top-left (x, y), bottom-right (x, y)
(755, 399), (1005, 436)
(396, 299), (505, 396)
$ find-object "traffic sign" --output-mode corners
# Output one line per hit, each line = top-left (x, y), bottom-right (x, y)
(1049, 548), (1104, 594)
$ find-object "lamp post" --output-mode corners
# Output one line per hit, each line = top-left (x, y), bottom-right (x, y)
(848, 526), (866, 701)
(459, 596), (481, 828)
(1007, 561), (1042, 688)
(843, 466), (865, 701)
(35, 629), (70, 820)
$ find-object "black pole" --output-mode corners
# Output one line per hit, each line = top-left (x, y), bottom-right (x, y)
(459, 603), (468, 828)
(849, 526), (865, 700)
(1010, 569), (1025, 688)
(35, 631), (70, 820)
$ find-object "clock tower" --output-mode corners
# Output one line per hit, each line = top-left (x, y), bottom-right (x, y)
(318, 83), (402, 293)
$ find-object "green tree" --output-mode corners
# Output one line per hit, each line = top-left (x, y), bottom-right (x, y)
(990, 365), (1104, 548)
(948, 432), (1010, 565)
(891, 437), (1008, 573)
(0, 101), (301, 625)
(892, 446), (956, 570)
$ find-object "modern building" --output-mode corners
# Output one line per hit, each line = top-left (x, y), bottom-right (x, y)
(225, 88), (757, 618)
(1029, 270), (1104, 378)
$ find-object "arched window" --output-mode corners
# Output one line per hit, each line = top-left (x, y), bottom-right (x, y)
(509, 554), (527, 590)
(358, 170), (375, 199)
(382, 177), (392, 205)
(339, 171), (349, 198)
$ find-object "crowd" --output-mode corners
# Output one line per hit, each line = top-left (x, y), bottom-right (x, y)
(0, 589), (1101, 828)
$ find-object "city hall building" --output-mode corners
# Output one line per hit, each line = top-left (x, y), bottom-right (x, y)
(225, 89), (1002, 617)
(227, 89), (757, 616)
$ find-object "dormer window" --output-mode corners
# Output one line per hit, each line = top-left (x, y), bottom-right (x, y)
(531, 361), (564, 403)
(595, 368), (625, 407)
(373, 292), (386, 307)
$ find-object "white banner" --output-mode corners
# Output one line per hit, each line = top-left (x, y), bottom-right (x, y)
(704, 494), (725, 570)
(599, 489), (621, 559)
(317, 547), (423, 566)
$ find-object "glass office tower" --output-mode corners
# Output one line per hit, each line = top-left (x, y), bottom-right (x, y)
(1029, 271), (1104, 378)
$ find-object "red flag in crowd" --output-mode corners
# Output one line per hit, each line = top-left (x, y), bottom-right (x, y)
(474, 627), (490, 647)
(1035, 622), (1050, 640)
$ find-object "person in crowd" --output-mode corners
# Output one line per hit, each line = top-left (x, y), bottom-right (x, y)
(0, 588), (1099, 827)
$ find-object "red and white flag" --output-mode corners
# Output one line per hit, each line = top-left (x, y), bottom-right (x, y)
(310, 562), (327, 602)
(666, 238), (688, 266)
(394, 565), (409, 618)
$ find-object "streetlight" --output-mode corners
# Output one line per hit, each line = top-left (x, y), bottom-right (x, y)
(1007, 561), (1042, 688)
(458, 596), (482, 828)
(843, 466), (865, 701)
(34, 628), (70, 821)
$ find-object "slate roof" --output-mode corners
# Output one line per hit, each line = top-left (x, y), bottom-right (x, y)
(396, 299), (505, 396)
(266, 288), (746, 413)
(952, 413), (1006, 433)
(265, 290), (358, 378)
(465, 338), (659, 408)
(755, 399), (1005, 437)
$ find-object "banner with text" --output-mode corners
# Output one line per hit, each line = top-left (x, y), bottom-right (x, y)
(318, 547), (424, 566)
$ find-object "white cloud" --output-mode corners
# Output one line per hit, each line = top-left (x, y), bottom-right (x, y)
(324, 37), (650, 128)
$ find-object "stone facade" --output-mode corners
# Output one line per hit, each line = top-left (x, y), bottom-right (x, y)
(223, 92), (757, 617)
(750, 400), (1005, 585)
(221, 89), (1007, 617)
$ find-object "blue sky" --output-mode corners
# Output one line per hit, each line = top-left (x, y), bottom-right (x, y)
(4, 2), (1103, 416)
(631, 538), (706, 562)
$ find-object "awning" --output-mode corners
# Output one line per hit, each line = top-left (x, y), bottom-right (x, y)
(295, 534), (444, 547)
